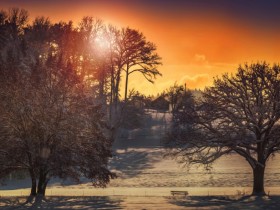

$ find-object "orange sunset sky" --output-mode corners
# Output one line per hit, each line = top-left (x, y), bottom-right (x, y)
(1, 0), (280, 96)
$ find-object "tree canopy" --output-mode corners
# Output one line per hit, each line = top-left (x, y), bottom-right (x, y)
(0, 8), (121, 199)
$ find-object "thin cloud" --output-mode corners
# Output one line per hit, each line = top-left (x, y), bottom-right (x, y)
(194, 54), (207, 63)
(179, 74), (210, 90)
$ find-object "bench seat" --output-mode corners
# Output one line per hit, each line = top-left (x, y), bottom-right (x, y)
(171, 191), (189, 196)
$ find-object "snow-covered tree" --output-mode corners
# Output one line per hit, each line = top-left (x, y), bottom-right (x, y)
(166, 63), (280, 196)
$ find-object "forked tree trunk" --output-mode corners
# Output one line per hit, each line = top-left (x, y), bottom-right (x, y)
(33, 173), (49, 205)
(252, 164), (266, 196)
(37, 171), (48, 196)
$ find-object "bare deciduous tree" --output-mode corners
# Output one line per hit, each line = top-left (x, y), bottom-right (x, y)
(166, 62), (280, 196)
(0, 12), (115, 200)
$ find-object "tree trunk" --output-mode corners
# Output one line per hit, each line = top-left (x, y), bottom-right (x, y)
(252, 164), (266, 196)
(124, 68), (129, 102)
(114, 67), (121, 109)
(31, 176), (37, 196)
(34, 171), (49, 205)
(110, 69), (114, 123)
(37, 171), (48, 196)
(29, 169), (37, 196)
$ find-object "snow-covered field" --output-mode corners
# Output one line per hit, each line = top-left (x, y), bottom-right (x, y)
(2, 146), (280, 197)
(1, 111), (280, 209)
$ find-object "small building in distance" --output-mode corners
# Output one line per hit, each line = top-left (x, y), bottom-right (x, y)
(150, 95), (169, 112)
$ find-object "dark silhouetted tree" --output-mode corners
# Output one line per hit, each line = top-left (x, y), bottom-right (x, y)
(118, 28), (162, 102)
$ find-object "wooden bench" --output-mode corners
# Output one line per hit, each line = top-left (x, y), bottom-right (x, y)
(171, 191), (189, 196)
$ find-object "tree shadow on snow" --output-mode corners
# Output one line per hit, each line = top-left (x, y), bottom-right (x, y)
(110, 150), (161, 178)
(167, 195), (280, 210)
(0, 196), (123, 209)
(0, 197), (22, 209)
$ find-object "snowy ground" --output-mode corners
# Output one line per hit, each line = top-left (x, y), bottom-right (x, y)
(1, 147), (280, 197)
(1, 195), (280, 209)
(2, 146), (280, 209)
(1, 111), (280, 209)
